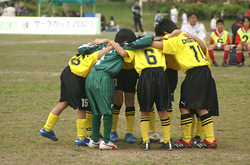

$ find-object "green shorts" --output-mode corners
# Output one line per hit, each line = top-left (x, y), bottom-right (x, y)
(85, 70), (115, 115)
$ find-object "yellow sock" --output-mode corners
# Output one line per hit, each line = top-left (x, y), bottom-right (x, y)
(125, 107), (135, 133)
(111, 104), (121, 132)
(196, 120), (204, 139)
(161, 118), (171, 143)
(167, 106), (173, 123)
(86, 113), (92, 137)
(140, 116), (150, 143)
(181, 114), (192, 143)
(44, 112), (59, 132)
(149, 106), (157, 132)
(76, 119), (86, 140)
(200, 113), (215, 142)
(191, 115), (195, 137)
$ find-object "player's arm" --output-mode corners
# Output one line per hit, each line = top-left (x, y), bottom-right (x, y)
(108, 41), (129, 57)
(127, 36), (153, 49)
(168, 30), (182, 38)
(151, 41), (163, 49)
(183, 33), (207, 54)
(97, 46), (113, 59)
(235, 33), (241, 45)
(78, 43), (104, 55)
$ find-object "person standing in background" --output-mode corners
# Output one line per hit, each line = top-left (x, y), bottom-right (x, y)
(132, 0), (144, 33)
(210, 14), (219, 31)
(181, 9), (187, 26)
(1, 2), (15, 17)
(154, 10), (163, 27)
(170, 5), (178, 25)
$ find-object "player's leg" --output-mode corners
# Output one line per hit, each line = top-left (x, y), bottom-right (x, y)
(149, 106), (160, 142)
(86, 111), (93, 137)
(75, 109), (89, 146)
(208, 45), (218, 67)
(134, 18), (138, 32)
(222, 45), (230, 67)
(236, 43), (243, 66)
(158, 110), (172, 150)
(138, 19), (144, 33)
(195, 109), (217, 149)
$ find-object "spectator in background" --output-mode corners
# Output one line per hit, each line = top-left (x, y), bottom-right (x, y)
(76, 11), (81, 17)
(1, 2), (16, 17)
(170, 5), (178, 25)
(101, 15), (107, 31)
(154, 10), (163, 27)
(18, 2), (27, 16)
(52, 12), (58, 17)
(14, 0), (20, 16)
(210, 14), (219, 31)
(65, 12), (71, 17)
(181, 11), (207, 41)
(108, 16), (116, 31)
(181, 9), (187, 26)
(246, 4), (250, 17)
(131, 0), (144, 33)
(232, 13), (244, 44)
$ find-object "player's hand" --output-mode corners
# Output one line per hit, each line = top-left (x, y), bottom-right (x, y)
(106, 40), (114, 47)
(89, 41), (99, 46)
(183, 33), (195, 39)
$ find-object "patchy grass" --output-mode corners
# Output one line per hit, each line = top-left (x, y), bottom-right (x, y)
(0, 34), (250, 164)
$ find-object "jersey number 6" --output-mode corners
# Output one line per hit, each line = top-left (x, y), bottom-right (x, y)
(144, 49), (157, 65)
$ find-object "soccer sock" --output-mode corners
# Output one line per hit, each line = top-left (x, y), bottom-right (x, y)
(44, 112), (59, 132)
(200, 113), (215, 142)
(125, 107), (135, 134)
(181, 113), (192, 142)
(149, 106), (157, 132)
(208, 48), (216, 62)
(236, 49), (242, 63)
(140, 116), (150, 143)
(167, 106), (173, 123)
(111, 104), (121, 132)
(103, 114), (113, 144)
(86, 112), (92, 137)
(161, 118), (171, 143)
(223, 48), (230, 63)
(191, 115), (195, 137)
(76, 119), (86, 140)
(92, 115), (102, 143)
(196, 120), (204, 139)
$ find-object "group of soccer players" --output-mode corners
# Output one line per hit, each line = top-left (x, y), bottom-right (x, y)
(39, 16), (220, 150)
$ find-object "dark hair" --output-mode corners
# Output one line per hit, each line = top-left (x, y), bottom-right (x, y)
(243, 16), (250, 28)
(181, 9), (185, 13)
(237, 13), (245, 22)
(187, 11), (198, 18)
(216, 19), (224, 25)
(157, 10), (160, 13)
(115, 28), (136, 44)
(155, 18), (178, 35)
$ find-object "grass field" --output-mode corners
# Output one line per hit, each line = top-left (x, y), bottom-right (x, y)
(0, 34), (250, 165)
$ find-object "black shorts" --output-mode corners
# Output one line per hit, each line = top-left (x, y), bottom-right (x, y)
(114, 68), (139, 93)
(179, 66), (219, 116)
(165, 68), (178, 101)
(59, 66), (91, 111)
(137, 67), (171, 112)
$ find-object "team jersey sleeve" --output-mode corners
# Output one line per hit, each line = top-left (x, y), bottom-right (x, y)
(226, 35), (231, 44)
(235, 33), (241, 45)
(124, 50), (136, 63)
(210, 37), (215, 44)
(78, 43), (105, 55)
(90, 51), (99, 62)
(162, 37), (178, 55)
(124, 36), (153, 50)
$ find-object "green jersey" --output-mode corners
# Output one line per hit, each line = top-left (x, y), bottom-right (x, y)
(92, 36), (153, 77)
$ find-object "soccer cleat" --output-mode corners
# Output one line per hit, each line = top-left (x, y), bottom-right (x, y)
(192, 135), (202, 145)
(149, 132), (160, 142)
(139, 141), (150, 151)
(160, 141), (173, 151)
(99, 140), (117, 150)
(125, 133), (137, 143)
(212, 61), (219, 67)
(110, 131), (119, 142)
(75, 137), (89, 147)
(237, 62), (244, 67)
(195, 139), (217, 149)
(160, 135), (164, 143)
(88, 139), (100, 148)
(39, 127), (58, 141)
(222, 62), (228, 67)
(174, 138), (192, 148)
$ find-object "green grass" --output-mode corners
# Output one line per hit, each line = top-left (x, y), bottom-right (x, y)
(0, 34), (250, 164)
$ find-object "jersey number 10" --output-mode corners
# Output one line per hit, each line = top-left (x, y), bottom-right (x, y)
(189, 46), (207, 62)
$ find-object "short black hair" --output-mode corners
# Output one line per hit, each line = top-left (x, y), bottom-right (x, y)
(155, 18), (178, 35)
(187, 11), (198, 18)
(244, 16), (250, 28)
(216, 19), (224, 25)
(237, 13), (245, 22)
(114, 28), (136, 44)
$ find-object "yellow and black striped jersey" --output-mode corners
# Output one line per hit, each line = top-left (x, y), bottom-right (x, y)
(68, 51), (99, 78)
(125, 46), (166, 74)
(163, 32), (210, 74)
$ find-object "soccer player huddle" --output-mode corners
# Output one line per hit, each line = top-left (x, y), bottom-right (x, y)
(39, 18), (219, 151)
